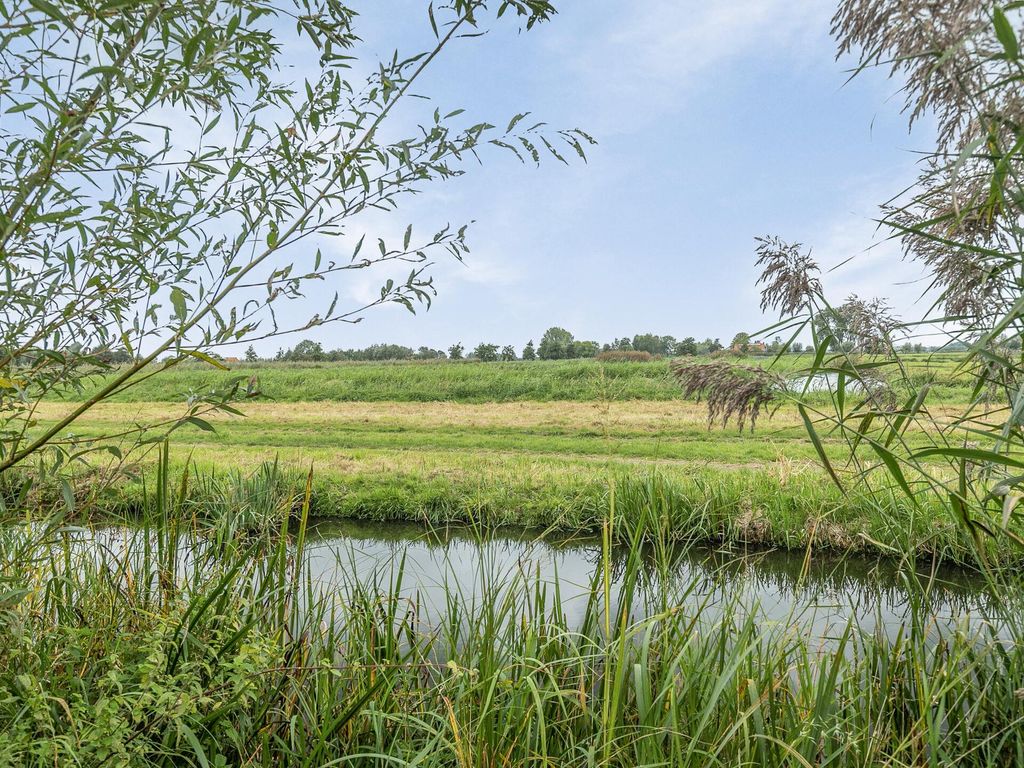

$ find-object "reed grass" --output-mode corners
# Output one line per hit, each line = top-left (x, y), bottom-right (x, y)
(1, 455), (1020, 766)
(65, 356), (976, 404)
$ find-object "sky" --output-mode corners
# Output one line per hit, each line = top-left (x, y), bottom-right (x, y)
(255, 0), (937, 354)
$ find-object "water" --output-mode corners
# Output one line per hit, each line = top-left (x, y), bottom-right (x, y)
(31, 518), (1004, 646)
(788, 371), (865, 393)
(302, 519), (999, 643)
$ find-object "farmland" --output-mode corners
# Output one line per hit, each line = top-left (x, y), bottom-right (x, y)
(35, 356), (998, 562)
(6, 1), (1024, 764)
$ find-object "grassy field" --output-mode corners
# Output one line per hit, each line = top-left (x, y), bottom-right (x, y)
(69, 354), (977, 403)
(34, 358), (1006, 562)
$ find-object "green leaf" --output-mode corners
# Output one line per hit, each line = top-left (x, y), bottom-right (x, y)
(182, 350), (229, 370)
(995, 7), (1019, 59)
(28, 0), (69, 25)
(912, 447), (1024, 470)
(169, 287), (187, 322)
(869, 442), (917, 506)
(186, 416), (216, 433)
(798, 405), (844, 492)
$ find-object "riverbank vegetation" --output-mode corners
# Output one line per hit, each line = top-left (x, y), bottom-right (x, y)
(4, 0), (1024, 765)
(2, 468), (1021, 766)
(59, 353), (977, 403)
(15, 397), (1021, 564)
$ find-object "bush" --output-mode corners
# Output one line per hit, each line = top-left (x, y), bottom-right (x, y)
(595, 350), (653, 362)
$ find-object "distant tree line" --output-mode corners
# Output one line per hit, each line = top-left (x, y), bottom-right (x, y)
(261, 325), (957, 364)
(272, 341), (446, 362)
(266, 327), (730, 363)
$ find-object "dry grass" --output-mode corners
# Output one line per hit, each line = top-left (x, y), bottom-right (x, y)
(33, 399), (811, 433)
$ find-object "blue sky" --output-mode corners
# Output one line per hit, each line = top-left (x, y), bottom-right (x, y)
(264, 0), (935, 354)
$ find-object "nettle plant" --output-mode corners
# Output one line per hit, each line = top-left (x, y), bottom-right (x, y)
(0, 0), (591, 487)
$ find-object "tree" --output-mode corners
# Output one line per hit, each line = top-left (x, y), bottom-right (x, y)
(675, 337), (699, 356)
(290, 340), (325, 362)
(538, 327), (574, 360)
(631, 334), (665, 355)
(521, 340), (537, 360)
(500, 345), (517, 361)
(0, 0), (592, 477)
(414, 346), (445, 360)
(730, 333), (751, 353)
(245, 346), (259, 363)
(448, 343), (464, 361)
(568, 340), (599, 358)
(473, 343), (499, 362)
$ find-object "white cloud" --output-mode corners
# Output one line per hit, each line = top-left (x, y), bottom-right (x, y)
(443, 252), (525, 286)
(559, 0), (827, 131)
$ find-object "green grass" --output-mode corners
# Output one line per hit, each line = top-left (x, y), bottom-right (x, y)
(31, 396), (1016, 563)
(2, 461), (1021, 766)
(67, 355), (977, 403)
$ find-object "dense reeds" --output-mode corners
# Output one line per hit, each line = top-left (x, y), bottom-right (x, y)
(1, 459), (1021, 766)
(66, 356), (976, 404)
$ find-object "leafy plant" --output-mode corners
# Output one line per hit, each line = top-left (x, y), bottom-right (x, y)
(0, 0), (592, 484)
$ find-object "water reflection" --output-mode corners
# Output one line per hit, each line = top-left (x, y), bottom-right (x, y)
(303, 519), (998, 643)
(23, 517), (1003, 648)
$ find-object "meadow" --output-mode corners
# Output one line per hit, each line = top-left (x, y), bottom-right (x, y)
(71, 353), (976, 403)
(13, 328), (1019, 768)
(34, 355), (1008, 564)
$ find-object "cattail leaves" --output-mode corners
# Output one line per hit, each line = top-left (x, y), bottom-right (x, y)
(995, 7), (1019, 59)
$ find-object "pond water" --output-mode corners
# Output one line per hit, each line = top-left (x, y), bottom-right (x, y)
(300, 519), (1000, 643)
(43, 518), (1005, 646)
(787, 371), (866, 393)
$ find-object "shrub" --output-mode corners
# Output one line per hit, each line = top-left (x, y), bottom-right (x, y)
(595, 350), (653, 362)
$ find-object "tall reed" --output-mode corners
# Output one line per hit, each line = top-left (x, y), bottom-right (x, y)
(0, 458), (1020, 766)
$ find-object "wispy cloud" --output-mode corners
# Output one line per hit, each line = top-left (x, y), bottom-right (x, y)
(556, 0), (828, 131)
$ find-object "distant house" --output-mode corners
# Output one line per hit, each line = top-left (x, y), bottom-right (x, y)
(224, 356), (241, 364)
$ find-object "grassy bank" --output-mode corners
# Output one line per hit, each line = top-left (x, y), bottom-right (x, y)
(29, 399), (1014, 563)
(1, 479), (1020, 767)
(66, 354), (976, 403)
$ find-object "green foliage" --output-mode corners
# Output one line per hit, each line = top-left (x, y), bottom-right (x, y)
(538, 326), (575, 359)
(595, 350), (653, 362)
(631, 333), (676, 356)
(675, 336), (699, 355)
(473, 343), (499, 361)
(286, 339), (326, 362)
(521, 339), (537, 360)
(500, 344), (517, 361)
(1, 466), (1022, 765)
(752, 5), (1024, 552)
(62, 355), (977, 404)
(569, 339), (600, 358)
(447, 342), (464, 360)
(0, 0), (590, 479)
(414, 346), (447, 360)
